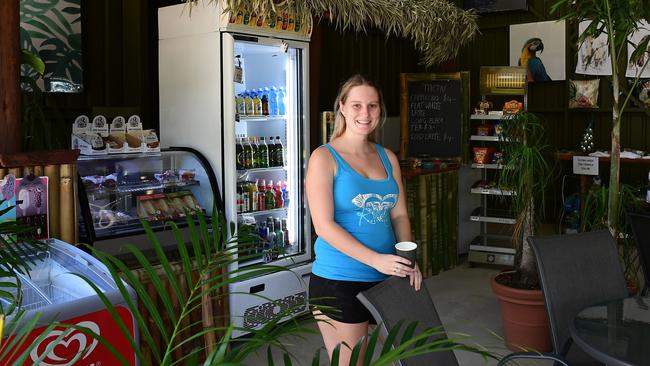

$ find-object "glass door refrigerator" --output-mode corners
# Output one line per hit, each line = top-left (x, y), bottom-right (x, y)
(158, 3), (312, 337)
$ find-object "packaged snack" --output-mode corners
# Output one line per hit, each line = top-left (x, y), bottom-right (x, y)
(179, 169), (196, 182)
(473, 147), (495, 164)
(477, 123), (492, 136)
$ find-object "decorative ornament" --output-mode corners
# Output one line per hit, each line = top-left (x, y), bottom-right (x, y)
(579, 122), (595, 153)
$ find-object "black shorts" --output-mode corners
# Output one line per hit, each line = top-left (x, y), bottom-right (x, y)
(309, 273), (381, 324)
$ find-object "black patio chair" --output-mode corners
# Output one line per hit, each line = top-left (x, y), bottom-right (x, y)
(527, 230), (629, 365)
(627, 210), (650, 295)
(357, 276), (568, 366)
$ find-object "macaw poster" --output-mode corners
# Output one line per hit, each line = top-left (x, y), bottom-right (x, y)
(509, 20), (566, 82)
(20, 0), (83, 92)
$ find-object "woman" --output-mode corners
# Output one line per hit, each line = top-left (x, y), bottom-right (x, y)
(306, 74), (422, 365)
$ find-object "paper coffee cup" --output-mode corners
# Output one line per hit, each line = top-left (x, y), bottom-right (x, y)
(395, 241), (417, 268)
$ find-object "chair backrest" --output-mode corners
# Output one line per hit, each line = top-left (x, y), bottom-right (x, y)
(356, 276), (459, 366)
(529, 230), (628, 354)
(627, 211), (650, 291)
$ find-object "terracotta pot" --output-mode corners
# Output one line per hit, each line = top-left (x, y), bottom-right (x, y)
(491, 273), (552, 352)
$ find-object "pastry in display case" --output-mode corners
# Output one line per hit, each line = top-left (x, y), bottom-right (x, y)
(77, 147), (221, 260)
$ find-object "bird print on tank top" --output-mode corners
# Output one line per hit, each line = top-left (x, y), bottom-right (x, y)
(351, 193), (398, 226)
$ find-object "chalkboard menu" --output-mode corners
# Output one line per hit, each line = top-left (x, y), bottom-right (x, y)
(405, 78), (462, 158)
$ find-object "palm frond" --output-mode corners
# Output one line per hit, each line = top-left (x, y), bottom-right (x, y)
(188, 0), (478, 67)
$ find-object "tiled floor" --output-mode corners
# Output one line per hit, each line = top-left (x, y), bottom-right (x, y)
(242, 264), (555, 365)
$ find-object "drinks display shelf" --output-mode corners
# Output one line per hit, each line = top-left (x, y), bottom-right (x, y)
(238, 247), (302, 267)
(470, 207), (516, 224)
(237, 207), (287, 217)
(84, 179), (200, 194)
(471, 163), (505, 169)
(468, 236), (515, 266)
(470, 135), (510, 142)
(470, 114), (514, 120)
(470, 187), (515, 196)
(237, 115), (286, 122)
(237, 166), (286, 174)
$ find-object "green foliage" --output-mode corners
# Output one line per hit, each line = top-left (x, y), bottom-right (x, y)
(582, 184), (642, 283)
(64, 209), (496, 365)
(0, 201), (49, 315)
(498, 113), (556, 286)
(551, 0), (650, 231)
(185, 0), (478, 67)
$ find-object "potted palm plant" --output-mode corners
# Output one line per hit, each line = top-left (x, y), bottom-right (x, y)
(489, 112), (557, 352)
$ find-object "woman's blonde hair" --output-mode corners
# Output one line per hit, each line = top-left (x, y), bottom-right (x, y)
(330, 74), (386, 142)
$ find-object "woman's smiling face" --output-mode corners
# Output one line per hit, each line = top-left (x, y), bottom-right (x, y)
(339, 85), (381, 137)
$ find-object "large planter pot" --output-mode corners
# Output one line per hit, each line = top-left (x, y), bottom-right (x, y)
(491, 273), (552, 352)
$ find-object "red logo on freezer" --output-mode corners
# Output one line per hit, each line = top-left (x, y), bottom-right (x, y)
(3, 306), (135, 366)
(30, 321), (99, 365)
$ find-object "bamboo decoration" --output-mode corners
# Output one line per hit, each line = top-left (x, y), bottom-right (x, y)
(404, 169), (459, 277)
(59, 164), (75, 243)
(8, 167), (21, 178)
(0, 168), (6, 180)
(22, 166), (33, 177)
(45, 165), (61, 239)
(33, 165), (43, 176)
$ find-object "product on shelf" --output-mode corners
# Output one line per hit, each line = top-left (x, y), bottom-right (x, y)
(476, 123), (493, 136)
(502, 100), (523, 114)
(473, 147), (496, 164)
(137, 194), (166, 221)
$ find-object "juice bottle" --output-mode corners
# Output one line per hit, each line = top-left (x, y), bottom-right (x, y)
(267, 137), (276, 166)
(266, 180), (275, 209)
(261, 94), (269, 116)
(281, 218), (289, 246)
(252, 92), (262, 116)
(258, 137), (269, 168)
(274, 181), (284, 208)
(250, 179), (259, 212)
(241, 182), (250, 212)
(235, 137), (244, 170)
(236, 93), (245, 115)
(274, 136), (284, 166)
(257, 179), (266, 210)
(244, 92), (254, 115)
(242, 137), (252, 169)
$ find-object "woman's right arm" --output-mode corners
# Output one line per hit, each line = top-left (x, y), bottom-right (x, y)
(306, 147), (411, 276)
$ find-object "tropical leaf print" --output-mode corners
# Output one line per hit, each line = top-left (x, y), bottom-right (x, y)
(20, 0), (82, 92)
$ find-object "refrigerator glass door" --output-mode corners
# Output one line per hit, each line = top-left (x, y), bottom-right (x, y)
(222, 33), (310, 271)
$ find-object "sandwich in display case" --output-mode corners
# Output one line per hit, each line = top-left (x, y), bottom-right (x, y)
(76, 147), (221, 261)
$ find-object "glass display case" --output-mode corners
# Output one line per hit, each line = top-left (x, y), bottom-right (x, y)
(77, 147), (221, 259)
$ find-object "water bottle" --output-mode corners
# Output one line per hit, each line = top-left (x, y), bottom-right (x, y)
(277, 86), (286, 115)
(268, 86), (278, 115)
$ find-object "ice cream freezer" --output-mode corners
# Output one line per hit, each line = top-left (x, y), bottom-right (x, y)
(1, 238), (138, 366)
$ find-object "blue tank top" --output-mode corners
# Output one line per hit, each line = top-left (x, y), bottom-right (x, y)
(312, 143), (399, 281)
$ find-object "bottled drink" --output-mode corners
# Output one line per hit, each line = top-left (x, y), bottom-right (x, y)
(257, 179), (266, 210)
(244, 92), (254, 115)
(235, 137), (244, 170)
(274, 218), (284, 249)
(267, 137), (276, 166)
(281, 180), (289, 207)
(258, 221), (269, 256)
(261, 94), (269, 115)
(251, 137), (261, 168)
(241, 182), (250, 212)
(252, 92), (262, 116)
(274, 181), (284, 208)
(266, 180), (275, 209)
(278, 86), (286, 115)
(236, 93), (246, 115)
(281, 218), (289, 246)
(258, 137), (269, 168)
(274, 136), (284, 166)
(242, 137), (252, 169)
(250, 180), (259, 212)
(236, 183), (244, 213)
(246, 137), (257, 169)
(268, 87), (277, 115)
(266, 218), (277, 260)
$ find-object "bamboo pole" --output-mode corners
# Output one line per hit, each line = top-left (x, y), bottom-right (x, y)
(8, 167), (21, 178)
(45, 165), (61, 239)
(59, 164), (74, 243)
(33, 165), (43, 176)
(0, 168), (6, 180)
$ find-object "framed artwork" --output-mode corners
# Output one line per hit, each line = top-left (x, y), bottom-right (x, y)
(576, 21), (612, 76)
(20, 0), (83, 92)
(626, 20), (650, 78)
(463, 0), (527, 14)
(510, 20), (566, 82)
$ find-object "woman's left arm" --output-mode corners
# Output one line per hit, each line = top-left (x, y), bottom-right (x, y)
(385, 148), (422, 290)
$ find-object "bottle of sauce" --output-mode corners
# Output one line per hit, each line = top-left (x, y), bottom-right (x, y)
(259, 137), (269, 168)
(267, 136), (276, 167)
